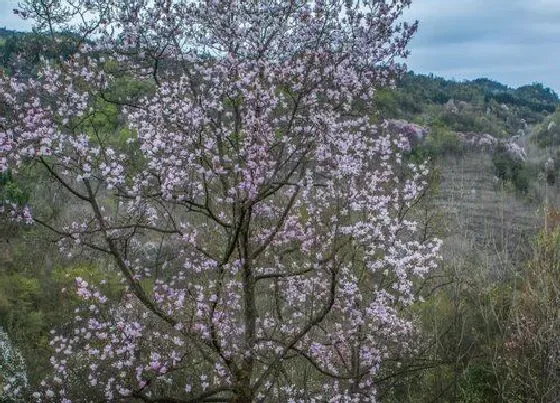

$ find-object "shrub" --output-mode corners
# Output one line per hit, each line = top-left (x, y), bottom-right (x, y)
(492, 145), (530, 193)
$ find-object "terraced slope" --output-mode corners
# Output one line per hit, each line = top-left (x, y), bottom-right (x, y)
(436, 152), (542, 260)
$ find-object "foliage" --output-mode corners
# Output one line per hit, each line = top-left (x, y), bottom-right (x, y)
(0, 258), (123, 386)
(533, 108), (560, 147)
(0, 170), (30, 209)
(496, 226), (560, 401)
(375, 72), (559, 138)
(492, 145), (531, 193)
(0, 31), (77, 75)
(424, 125), (464, 156)
(387, 224), (560, 403)
(401, 73), (559, 116)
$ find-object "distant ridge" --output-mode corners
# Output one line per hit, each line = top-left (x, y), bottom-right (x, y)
(403, 71), (559, 113)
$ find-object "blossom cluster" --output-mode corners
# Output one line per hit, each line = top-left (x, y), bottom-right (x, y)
(0, 326), (29, 401)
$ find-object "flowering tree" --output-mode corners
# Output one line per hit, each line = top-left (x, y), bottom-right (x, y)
(1, 0), (440, 401)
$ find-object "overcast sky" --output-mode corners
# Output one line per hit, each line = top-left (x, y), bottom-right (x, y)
(403, 0), (560, 92)
(0, 0), (32, 31)
(1, 0), (559, 92)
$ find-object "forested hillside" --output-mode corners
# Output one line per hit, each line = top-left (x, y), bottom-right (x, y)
(2, 1), (560, 402)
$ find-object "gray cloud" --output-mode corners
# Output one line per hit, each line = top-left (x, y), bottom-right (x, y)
(403, 0), (560, 92)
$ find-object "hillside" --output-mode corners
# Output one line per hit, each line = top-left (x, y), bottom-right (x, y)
(438, 152), (540, 258)
(377, 73), (560, 265)
(383, 71), (559, 125)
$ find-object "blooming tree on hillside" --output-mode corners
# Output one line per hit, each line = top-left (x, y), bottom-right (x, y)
(0, 0), (440, 401)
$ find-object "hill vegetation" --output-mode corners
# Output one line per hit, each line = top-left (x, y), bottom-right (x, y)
(377, 72), (558, 133)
